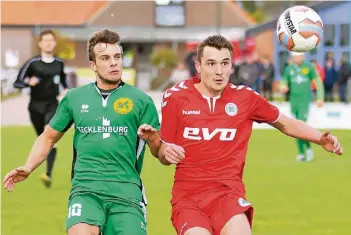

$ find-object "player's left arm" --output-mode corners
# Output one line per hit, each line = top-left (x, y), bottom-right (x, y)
(271, 114), (342, 155)
(310, 64), (324, 104)
(59, 61), (69, 90)
(249, 91), (342, 155)
(138, 96), (161, 158)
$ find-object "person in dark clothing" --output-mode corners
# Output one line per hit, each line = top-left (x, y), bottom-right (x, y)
(323, 58), (338, 102)
(184, 51), (197, 77)
(13, 29), (69, 188)
(261, 56), (275, 101)
(338, 57), (351, 103)
(237, 53), (260, 92)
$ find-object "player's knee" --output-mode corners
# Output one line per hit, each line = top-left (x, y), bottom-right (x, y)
(67, 223), (100, 235)
(220, 213), (251, 235)
(184, 227), (212, 235)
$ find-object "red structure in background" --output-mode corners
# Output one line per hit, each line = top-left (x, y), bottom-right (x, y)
(186, 37), (256, 63)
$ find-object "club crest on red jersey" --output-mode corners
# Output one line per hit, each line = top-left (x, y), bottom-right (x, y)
(225, 103), (238, 116)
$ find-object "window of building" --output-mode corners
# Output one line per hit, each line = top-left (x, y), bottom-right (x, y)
(341, 51), (350, 63)
(324, 24), (336, 47)
(309, 46), (318, 56)
(155, 0), (185, 27)
(340, 24), (350, 47)
(278, 51), (289, 76)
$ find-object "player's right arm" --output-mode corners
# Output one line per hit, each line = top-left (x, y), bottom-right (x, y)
(3, 92), (73, 192)
(158, 91), (185, 165)
(13, 59), (34, 88)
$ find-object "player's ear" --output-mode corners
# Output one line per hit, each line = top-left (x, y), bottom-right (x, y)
(195, 60), (201, 74)
(89, 61), (97, 72)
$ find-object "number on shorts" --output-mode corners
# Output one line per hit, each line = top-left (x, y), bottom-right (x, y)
(68, 203), (82, 218)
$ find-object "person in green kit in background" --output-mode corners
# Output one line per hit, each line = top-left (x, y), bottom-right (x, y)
(281, 51), (324, 162)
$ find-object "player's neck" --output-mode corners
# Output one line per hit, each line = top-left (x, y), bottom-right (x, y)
(194, 83), (222, 97)
(41, 52), (54, 59)
(96, 79), (121, 91)
(41, 52), (54, 63)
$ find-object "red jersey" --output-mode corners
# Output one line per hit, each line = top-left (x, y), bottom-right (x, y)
(160, 77), (280, 203)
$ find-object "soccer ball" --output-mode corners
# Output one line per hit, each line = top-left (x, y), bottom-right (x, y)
(276, 5), (324, 52)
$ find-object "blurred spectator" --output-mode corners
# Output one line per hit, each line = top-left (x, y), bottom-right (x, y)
(184, 51), (197, 77)
(311, 59), (325, 98)
(229, 62), (240, 85)
(323, 58), (338, 102)
(169, 62), (190, 84)
(237, 53), (260, 92)
(260, 55), (275, 101)
(338, 56), (351, 103)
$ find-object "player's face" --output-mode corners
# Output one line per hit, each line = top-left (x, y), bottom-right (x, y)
(90, 43), (123, 85)
(196, 46), (232, 94)
(291, 55), (305, 65)
(39, 34), (57, 54)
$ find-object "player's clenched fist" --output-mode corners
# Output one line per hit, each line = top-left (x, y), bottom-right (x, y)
(320, 130), (343, 155)
(3, 166), (31, 192)
(163, 143), (185, 165)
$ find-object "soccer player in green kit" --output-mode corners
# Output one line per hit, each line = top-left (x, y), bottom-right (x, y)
(281, 51), (324, 162)
(3, 29), (161, 235)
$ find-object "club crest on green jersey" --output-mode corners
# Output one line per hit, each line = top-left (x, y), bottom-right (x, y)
(113, 98), (134, 114)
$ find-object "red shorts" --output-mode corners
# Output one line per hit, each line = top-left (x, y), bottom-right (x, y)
(171, 186), (253, 235)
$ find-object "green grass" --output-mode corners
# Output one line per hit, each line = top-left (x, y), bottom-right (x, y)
(2, 127), (351, 235)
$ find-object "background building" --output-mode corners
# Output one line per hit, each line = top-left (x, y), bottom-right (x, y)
(245, 1), (351, 81)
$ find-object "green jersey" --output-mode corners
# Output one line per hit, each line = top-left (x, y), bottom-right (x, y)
(282, 61), (324, 103)
(49, 82), (160, 204)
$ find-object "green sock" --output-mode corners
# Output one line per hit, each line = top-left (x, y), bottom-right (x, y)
(297, 139), (305, 156)
(305, 141), (311, 150)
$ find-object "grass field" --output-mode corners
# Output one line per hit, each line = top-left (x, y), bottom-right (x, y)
(2, 127), (351, 235)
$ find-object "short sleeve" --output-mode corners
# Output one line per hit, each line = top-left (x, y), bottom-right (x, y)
(139, 96), (160, 130)
(249, 90), (281, 124)
(49, 91), (74, 132)
(160, 91), (178, 143)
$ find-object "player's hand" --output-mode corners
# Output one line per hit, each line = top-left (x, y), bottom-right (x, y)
(163, 143), (185, 165)
(320, 130), (343, 155)
(3, 166), (31, 192)
(28, 76), (39, 86)
(316, 99), (324, 108)
(137, 124), (158, 142)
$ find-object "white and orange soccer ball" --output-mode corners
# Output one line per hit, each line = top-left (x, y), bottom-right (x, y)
(276, 5), (324, 52)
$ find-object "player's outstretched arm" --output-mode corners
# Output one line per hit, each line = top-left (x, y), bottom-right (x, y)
(270, 113), (343, 155)
(3, 126), (64, 192)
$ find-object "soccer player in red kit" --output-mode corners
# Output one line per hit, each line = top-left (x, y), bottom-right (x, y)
(158, 35), (343, 235)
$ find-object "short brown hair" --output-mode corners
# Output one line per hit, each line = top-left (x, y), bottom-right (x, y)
(197, 35), (233, 62)
(87, 29), (121, 61)
(39, 29), (56, 41)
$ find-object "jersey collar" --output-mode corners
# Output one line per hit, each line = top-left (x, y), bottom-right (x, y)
(93, 81), (125, 96)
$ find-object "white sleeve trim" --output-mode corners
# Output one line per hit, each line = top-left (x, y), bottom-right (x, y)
(270, 110), (282, 124)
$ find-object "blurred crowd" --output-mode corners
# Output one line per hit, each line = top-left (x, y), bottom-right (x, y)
(168, 51), (351, 103)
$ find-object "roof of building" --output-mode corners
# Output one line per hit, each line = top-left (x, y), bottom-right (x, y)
(1, 1), (108, 26)
(245, 1), (345, 37)
(1, 0), (254, 27)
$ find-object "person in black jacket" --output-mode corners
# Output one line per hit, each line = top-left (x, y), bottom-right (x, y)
(13, 29), (69, 188)
(261, 55), (275, 101)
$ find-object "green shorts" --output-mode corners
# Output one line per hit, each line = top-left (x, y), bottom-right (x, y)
(291, 103), (309, 122)
(66, 192), (147, 235)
